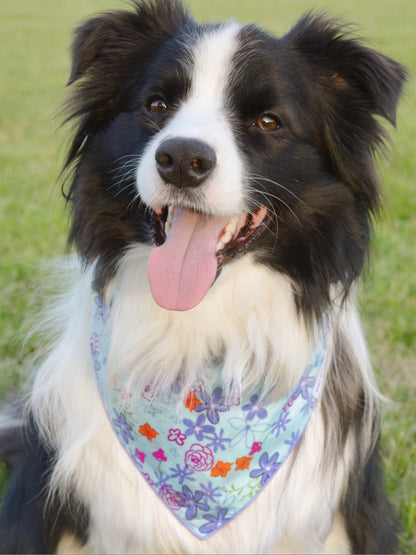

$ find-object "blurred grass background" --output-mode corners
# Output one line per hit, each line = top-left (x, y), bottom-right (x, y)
(0, 0), (415, 550)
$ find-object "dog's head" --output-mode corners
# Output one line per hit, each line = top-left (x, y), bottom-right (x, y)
(63, 0), (406, 316)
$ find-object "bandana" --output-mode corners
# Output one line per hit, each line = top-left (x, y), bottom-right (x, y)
(89, 287), (328, 540)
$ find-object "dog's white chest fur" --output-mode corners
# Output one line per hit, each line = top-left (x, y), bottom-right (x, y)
(33, 251), (355, 553)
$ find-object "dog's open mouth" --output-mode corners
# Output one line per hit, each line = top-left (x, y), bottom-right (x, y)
(148, 205), (268, 311)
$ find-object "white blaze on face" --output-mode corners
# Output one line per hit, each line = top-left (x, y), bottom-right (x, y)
(136, 22), (245, 216)
(137, 23), (249, 312)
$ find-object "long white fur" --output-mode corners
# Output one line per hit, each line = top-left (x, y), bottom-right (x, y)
(27, 23), (381, 554)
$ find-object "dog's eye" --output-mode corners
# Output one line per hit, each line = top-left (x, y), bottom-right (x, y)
(255, 114), (281, 132)
(148, 98), (168, 115)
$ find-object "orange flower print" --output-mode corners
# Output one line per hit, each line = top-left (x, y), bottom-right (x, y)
(210, 460), (233, 478)
(235, 456), (253, 471)
(184, 391), (202, 412)
(139, 422), (159, 441)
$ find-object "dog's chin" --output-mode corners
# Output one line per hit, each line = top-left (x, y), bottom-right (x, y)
(148, 204), (269, 311)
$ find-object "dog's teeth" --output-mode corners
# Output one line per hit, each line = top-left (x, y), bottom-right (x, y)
(216, 240), (225, 252)
(221, 231), (233, 244)
(216, 216), (240, 252)
(165, 206), (174, 235)
(224, 216), (238, 236)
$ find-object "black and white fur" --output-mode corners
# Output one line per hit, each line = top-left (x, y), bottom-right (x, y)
(0, 1), (406, 553)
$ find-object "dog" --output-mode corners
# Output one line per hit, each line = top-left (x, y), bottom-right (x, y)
(0, 1), (407, 553)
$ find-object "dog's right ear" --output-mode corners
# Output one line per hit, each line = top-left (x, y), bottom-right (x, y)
(68, 0), (189, 85)
(63, 1), (190, 170)
(68, 15), (115, 85)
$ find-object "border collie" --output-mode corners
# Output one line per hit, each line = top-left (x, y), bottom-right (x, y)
(0, 1), (407, 553)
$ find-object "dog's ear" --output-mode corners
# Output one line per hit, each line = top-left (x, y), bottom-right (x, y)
(285, 13), (407, 210)
(68, 0), (189, 85)
(68, 14), (120, 86)
(63, 0), (189, 168)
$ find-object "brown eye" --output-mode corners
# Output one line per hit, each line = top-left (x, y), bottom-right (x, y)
(256, 114), (281, 132)
(148, 98), (168, 114)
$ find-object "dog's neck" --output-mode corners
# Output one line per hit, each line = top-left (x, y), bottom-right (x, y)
(99, 248), (320, 401)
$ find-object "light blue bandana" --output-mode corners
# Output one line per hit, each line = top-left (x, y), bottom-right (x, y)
(89, 287), (328, 540)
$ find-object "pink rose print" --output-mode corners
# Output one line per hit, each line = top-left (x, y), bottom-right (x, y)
(283, 395), (295, 413)
(141, 384), (157, 402)
(143, 473), (154, 485)
(190, 378), (205, 393)
(184, 443), (214, 472)
(168, 428), (187, 446)
(153, 448), (167, 462)
(249, 441), (262, 456)
(120, 386), (132, 400)
(89, 332), (100, 354)
(158, 486), (185, 511)
(135, 449), (146, 463)
(227, 393), (242, 407)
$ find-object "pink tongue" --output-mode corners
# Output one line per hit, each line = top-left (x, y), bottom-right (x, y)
(148, 207), (229, 311)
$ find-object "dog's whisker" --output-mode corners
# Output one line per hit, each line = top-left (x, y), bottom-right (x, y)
(247, 174), (306, 206)
(247, 182), (302, 227)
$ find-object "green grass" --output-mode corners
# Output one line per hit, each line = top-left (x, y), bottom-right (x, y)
(1, 0), (415, 551)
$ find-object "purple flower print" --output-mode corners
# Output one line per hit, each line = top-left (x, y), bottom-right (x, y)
(292, 364), (319, 415)
(171, 376), (186, 394)
(294, 365), (316, 401)
(250, 451), (281, 487)
(284, 430), (301, 451)
(228, 417), (269, 448)
(153, 470), (171, 488)
(112, 409), (134, 444)
(199, 508), (231, 535)
(183, 414), (215, 441)
(242, 394), (267, 420)
(169, 464), (196, 485)
(271, 411), (291, 438)
(301, 396), (316, 415)
(199, 482), (222, 505)
(179, 485), (210, 520)
(194, 387), (229, 424)
(204, 429), (231, 453)
(91, 350), (101, 372)
(94, 295), (106, 320)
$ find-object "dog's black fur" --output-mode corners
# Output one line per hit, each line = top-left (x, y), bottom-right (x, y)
(0, 416), (88, 554)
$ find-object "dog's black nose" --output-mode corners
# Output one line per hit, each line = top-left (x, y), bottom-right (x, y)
(155, 138), (216, 188)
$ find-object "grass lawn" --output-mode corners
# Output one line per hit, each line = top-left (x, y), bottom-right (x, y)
(1, 0), (415, 551)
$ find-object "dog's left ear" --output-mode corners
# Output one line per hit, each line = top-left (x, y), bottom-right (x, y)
(285, 13), (407, 209)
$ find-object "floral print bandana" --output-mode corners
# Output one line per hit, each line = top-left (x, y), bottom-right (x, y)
(89, 289), (328, 539)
